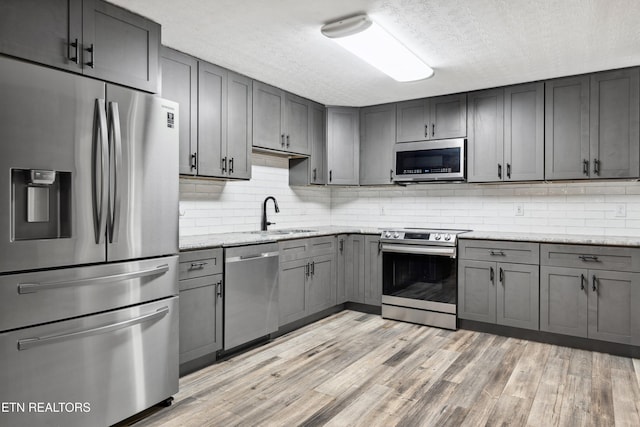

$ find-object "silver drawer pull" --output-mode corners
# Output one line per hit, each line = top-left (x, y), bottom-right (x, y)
(190, 261), (208, 269)
(579, 255), (599, 262)
(18, 264), (169, 294)
(18, 306), (169, 351)
(489, 250), (505, 256)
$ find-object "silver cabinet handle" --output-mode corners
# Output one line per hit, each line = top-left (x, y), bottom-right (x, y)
(594, 159), (600, 176)
(580, 273), (585, 290)
(339, 239), (344, 253)
(490, 266), (494, 283)
(432, 123), (435, 137)
(310, 261), (315, 276)
(108, 101), (122, 243)
(216, 280), (223, 298)
(281, 134), (285, 147)
(189, 261), (208, 270)
(190, 152), (198, 170)
(592, 274), (598, 293)
(305, 263), (310, 277)
(579, 255), (599, 262)
(229, 157), (234, 174)
(506, 163), (511, 179)
(226, 251), (279, 263)
(424, 124), (428, 138)
(94, 99), (109, 244)
(221, 156), (227, 173)
(583, 159), (589, 176)
(329, 170), (332, 183)
(390, 169), (393, 182)
(499, 267), (504, 284)
(490, 250), (505, 256)
(86, 43), (95, 68)
(286, 134), (290, 147)
(313, 168), (317, 182)
(498, 163), (502, 179)
(18, 264), (170, 294)
(18, 306), (169, 351)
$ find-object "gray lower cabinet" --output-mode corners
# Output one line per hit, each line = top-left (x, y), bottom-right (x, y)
(468, 83), (543, 183)
(344, 235), (381, 306)
(278, 236), (337, 326)
(327, 107), (360, 185)
(545, 68), (640, 180)
(336, 235), (348, 304)
(178, 249), (223, 366)
(0, 0), (160, 92)
(364, 235), (383, 306)
(540, 244), (640, 345)
(161, 48), (252, 179)
(360, 104), (396, 185)
(458, 240), (540, 331)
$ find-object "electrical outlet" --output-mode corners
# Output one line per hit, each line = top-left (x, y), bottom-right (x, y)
(615, 204), (626, 218)
(515, 204), (524, 216)
(380, 206), (386, 216)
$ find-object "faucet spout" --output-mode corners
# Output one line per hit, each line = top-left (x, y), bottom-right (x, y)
(261, 196), (280, 231)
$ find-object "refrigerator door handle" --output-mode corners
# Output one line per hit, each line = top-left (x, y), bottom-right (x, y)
(17, 306), (169, 351)
(17, 264), (170, 294)
(108, 101), (122, 243)
(94, 99), (109, 244)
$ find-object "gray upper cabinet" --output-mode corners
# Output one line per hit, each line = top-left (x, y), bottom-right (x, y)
(327, 107), (360, 185)
(468, 83), (543, 182)
(504, 82), (544, 181)
(162, 48), (252, 179)
(289, 102), (326, 186)
(396, 94), (466, 142)
(545, 68), (639, 180)
(253, 81), (310, 155)
(360, 104), (397, 185)
(467, 88), (504, 182)
(0, 0), (160, 92)
(160, 47), (197, 175)
(590, 68), (640, 178)
(545, 76), (590, 180)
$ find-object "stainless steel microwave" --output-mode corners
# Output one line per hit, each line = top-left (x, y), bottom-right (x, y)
(393, 138), (466, 182)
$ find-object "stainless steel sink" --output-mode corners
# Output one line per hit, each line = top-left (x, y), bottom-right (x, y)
(248, 229), (317, 235)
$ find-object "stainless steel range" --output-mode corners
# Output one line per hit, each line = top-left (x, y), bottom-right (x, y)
(381, 228), (468, 330)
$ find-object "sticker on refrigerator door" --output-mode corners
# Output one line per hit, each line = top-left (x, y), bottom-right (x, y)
(167, 112), (175, 128)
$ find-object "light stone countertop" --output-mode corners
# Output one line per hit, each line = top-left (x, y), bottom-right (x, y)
(459, 231), (640, 247)
(179, 226), (383, 251)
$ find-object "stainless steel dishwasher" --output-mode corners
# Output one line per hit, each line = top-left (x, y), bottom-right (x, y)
(224, 243), (279, 350)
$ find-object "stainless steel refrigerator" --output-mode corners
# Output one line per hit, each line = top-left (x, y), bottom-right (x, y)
(0, 55), (179, 427)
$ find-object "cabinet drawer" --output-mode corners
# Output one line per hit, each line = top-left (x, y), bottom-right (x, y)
(179, 273), (222, 293)
(308, 236), (337, 256)
(458, 239), (539, 264)
(279, 239), (309, 262)
(179, 249), (223, 279)
(540, 244), (640, 272)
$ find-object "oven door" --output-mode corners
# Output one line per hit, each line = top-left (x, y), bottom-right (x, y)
(382, 243), (457, 315)
(393, 138), (465, 182)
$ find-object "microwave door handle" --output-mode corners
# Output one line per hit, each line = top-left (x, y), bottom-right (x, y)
(108, 101), (122, 243)
(94, 99), (109, 244)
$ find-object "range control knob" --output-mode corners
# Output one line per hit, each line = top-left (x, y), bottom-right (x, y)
(393, 232), (400, 239)
(384, 232), (391, 238)
(434, 234), (441, 240)
(444, 234), (452, 241)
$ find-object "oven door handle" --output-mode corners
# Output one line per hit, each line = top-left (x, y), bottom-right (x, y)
(381, 244), (456, 258)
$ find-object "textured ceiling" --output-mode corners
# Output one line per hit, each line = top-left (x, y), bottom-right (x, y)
(110, 0), (640, 107)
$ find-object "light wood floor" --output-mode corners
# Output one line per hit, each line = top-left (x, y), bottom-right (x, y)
(135, 310), (640, 426)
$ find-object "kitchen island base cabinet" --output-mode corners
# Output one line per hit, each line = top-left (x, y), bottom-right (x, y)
(278, 237), (337, 326)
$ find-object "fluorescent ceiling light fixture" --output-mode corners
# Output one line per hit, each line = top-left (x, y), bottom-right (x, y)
(321, 15), (434, 82)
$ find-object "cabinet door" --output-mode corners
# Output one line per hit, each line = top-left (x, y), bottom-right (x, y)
(346, 235), (366, 303)
(178, 275), (223, 364)
(496, 262), (539, 330)
(396, 99), (428, 142)
(327, 107), (360, 185)
(279, 258), (308, 326)
(336, 235), (347, 304)
(253, 81), (285, 151)
(364, 236), (382, 306)
(458, 260), (496, 323)
(467, 89), (504, 182)
(284, 93), (311, 155)
(545, 76), (590, 180)
(588, 270), (640, 345)
(590, 68), (640, 178)
(360, 104), (397, 185)
(308, 253), (337, 314)
(430, 94), (467, 139)
(0, 0), (82, 72)
(197, 62), (226, 177)
(83, 0), (160, 92)
(161, 48), (198, 175)
(540, 266), (588, 338)
(504, 82), (544, 181)
(309, 103), (326, 184)
(226, 71), (252, 179)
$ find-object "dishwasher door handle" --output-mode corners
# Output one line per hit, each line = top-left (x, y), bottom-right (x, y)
(226, 251), (279, 263)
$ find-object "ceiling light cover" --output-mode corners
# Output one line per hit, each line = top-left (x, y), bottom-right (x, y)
(321, 15), (434, 82)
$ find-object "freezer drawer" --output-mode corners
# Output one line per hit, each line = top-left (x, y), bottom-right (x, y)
(0, 256), (178, 332)
(0, 296), (178, 427)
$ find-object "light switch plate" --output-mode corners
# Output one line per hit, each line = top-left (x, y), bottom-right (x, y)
(615, 204), (626, 218)
(515, 203), (524, 216)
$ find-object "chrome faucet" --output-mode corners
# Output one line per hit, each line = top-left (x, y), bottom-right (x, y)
(261, 196), (280, 231)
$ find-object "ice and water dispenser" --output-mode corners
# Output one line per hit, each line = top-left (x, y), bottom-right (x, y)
(12, 169), (71, 240)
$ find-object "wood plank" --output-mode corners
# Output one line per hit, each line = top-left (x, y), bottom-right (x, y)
(611, 365), (640, 426)
(502, 341), (550, 399)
